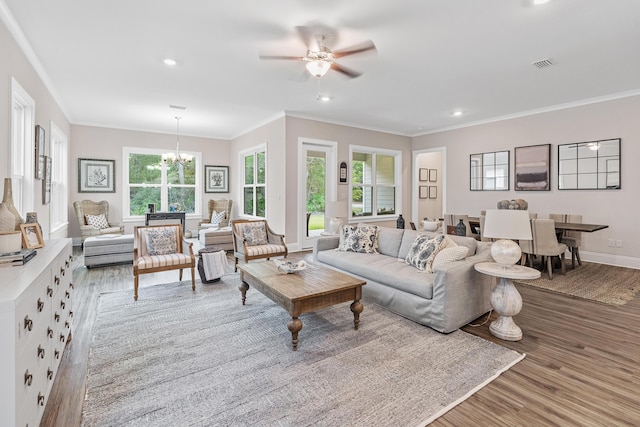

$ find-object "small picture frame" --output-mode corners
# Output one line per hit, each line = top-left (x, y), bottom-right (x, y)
(20, 223), (44, 249)
(339, 161), (348, 185)
(42, 156), (52, 204)
(428, 169), (437, 182)
(205, 165), (229, 193)
(419, 186), (428, 199)
(35, 125), (45, 179)
(79, 158), (115, 193)
(428, 186), (437, 199)
(419, 168), (429, 181)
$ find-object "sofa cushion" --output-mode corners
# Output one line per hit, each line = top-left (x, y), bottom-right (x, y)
(317, 250), (435, 299)
(405, 234), (447, 271)
(376, 227), (404, 258)
(399, 230), (477, 259)
(431, 246), (468, 270)
(339, 225), (379, 254)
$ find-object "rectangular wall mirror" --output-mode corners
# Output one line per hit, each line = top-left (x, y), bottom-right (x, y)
(470, 150), (510, 191)
(558, 138), (621, 190)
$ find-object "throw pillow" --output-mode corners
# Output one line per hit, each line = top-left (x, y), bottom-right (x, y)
(210, 210), (226, 225)
(338, 225), (379, 254)
(430, 246), (468, 272)
(242, 222), (269, 246)
(85, 213), (109, 229)
(145, 228), (177, 256)
(404, 234), (447, 271)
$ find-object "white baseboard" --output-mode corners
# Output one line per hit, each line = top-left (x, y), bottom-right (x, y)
(581, 250), (640, 269)
(286, 242), (303, 253)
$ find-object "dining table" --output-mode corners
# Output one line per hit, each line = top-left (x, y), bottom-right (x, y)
(467, 217), (609, 234)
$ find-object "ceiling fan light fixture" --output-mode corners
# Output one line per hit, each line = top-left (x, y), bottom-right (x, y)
(306, 60), (331, 78)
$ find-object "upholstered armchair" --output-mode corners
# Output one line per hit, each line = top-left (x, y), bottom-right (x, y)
(73, 200), (124, 245)
(231, 219), (287, 271)
(133, 224), (195, 301)
(199, 199), (233, 229)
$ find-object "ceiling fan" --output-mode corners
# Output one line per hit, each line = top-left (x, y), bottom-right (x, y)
(259, 25), (377, 79)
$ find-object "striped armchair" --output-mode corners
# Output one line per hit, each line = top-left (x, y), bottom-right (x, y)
(231, 219), (287, 271)
(133, 224), (195, 300)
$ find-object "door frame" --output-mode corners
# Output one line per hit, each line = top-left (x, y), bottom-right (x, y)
(298, 137), (337, 249)
(412, 146), (446, 226)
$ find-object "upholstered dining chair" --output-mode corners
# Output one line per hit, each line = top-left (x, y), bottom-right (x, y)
(199, 198), (233, 229)
(133, 224), (195, 301)
(550, 213), (582, 268)
(73, 200), (124, 245)
(231, 219), (287, 271)
(444, 214), (480, 240)
(519, 219), (567, 279)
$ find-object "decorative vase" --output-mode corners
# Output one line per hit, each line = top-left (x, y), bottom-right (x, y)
(1, 178), (24, 231)
(396, 214), (405, 229)
(456, 219), (466, 236)
(25, 212), (43, 235)
(0, 203), (14, 232)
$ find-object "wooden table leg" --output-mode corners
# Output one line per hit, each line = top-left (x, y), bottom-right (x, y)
(239, 282), (249, 305)
(350, 300), (363, 330)
(288, 317), (303, 351)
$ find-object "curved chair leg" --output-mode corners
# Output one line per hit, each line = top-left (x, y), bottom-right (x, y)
(234, 257), (239, 272)
(190, 267), (196, 290)
(179, 269), (183, 281)
(134, 275), (139, 301)
(546, 257), (553, 280)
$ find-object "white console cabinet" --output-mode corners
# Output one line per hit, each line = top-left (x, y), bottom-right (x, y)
(0, 239), (73, 427)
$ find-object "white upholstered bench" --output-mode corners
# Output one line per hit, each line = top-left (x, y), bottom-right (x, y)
(83, 234), (134, 268)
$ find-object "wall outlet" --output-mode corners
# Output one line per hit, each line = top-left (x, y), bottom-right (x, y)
(616, 240), (623, 248)
(608, 239), (615, 247)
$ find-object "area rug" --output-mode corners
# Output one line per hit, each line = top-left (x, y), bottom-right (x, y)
(82, 276), (524, 427)
(514, 261), (640, 305)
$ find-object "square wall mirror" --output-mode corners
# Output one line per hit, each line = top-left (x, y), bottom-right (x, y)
(470, 150), (510, 191)
(558, 138), (620, 190)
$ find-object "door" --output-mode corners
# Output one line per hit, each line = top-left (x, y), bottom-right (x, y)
(298, 139), (337, 249)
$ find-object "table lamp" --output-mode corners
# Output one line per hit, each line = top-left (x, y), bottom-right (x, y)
(482, 209), (532, 268)
(325, 201), (348, 234)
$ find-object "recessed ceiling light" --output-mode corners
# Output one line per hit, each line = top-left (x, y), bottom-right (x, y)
(163, 58), (177, 66)
(533, 0), (550, 5)
(317, 94), (331, 102)
(452, 110), (464, 117)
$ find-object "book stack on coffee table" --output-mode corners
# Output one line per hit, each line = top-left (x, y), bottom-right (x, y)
(0, 249), (37, 267)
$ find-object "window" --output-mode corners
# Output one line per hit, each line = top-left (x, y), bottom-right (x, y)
(10, 78), (35, 215)
(49, 122), (68, 233)
(350, 146), (402, 219)
(241, 145), (266, 218)
(123, 147), (201, 217)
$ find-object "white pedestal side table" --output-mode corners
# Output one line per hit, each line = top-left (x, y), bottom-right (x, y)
(474, 262), (541, 341)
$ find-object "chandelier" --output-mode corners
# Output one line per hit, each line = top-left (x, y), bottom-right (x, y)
(162, 116), (193, 165)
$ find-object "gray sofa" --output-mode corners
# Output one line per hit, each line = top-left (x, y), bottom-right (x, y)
(313, 227), (494, 333)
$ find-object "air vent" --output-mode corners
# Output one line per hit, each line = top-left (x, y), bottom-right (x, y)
(532, 58), (553, 69)
(169, 104), (187, 110)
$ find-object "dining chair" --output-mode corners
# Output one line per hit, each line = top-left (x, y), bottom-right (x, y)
(443, 214), (479, 240)
(519, 219), (567, 279)
(550, 213), (582, 268)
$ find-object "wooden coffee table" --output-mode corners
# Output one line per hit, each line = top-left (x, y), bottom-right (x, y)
(237, 261), (366, 350)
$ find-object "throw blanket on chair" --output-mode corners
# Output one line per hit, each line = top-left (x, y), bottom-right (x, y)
(202, 250), (230, 281)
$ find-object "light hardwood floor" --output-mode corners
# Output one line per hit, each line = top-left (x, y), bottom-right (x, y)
(42, 249), (640, 426)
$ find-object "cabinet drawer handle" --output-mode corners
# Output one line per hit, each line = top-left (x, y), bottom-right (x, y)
(69, 311), (74, 318)
(59, 333), (66, 343)
(37, 345), (45, 359)
(24, 370), (33, 386)
(60, 267), (66, 276)
(54, 276), (60, 286)
(55, 349), (60, 359)
(24, 316), (33, 331)
(68, 254), (73, 262)
(54, 312), (60, 322)
(65, 291), (70, 299)
(37, 392), (45, 406)
(47, 287), (53, 297)
(47, 327), (54, 338)
(37, 299), (44, 312)
(47, 369), (53, 380)
(69, 282), (75, 289)
(60, 301), (66, 310)
(65, 321), (70, 329)
(65, 259), (70, 267)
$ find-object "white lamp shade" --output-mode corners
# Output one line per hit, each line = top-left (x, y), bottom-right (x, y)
(482, 209), (532, 240)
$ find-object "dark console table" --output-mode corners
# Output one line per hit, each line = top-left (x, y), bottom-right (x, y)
(145, 212), (186, 232)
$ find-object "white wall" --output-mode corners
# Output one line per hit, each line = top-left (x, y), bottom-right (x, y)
(412, 95), (640, 267)
(417, 151), (443, 222)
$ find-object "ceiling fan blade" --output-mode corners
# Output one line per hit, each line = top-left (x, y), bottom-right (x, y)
(333, 40), (377, 58)
(259, 55), (305, 61)
(330, 63), (362, 79)
(295, 26), (315, 50)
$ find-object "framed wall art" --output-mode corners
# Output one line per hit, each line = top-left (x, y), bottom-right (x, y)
(428, 169), (437, 182)
(35, 125), (45, 179)
(428, 186), (437, 199)
(42, 156), (52, 204)
(78, 158), (115, 193)
(205, 165), (229, 193)
(515, 144), (551, 191)
(419, 168), (429, 181)
(419, 186), (428, 199)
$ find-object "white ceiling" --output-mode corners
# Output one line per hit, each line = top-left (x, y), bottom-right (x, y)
(3, 0), (640, 139)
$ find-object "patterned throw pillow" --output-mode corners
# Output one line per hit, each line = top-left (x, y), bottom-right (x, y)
(145, 229), (177, 256)
(242, 222), (269, 246)
(338, 225), (379, 254)
(405, 234), (447, 271)
(210, 210), (226, 225)
(85, 213), (109, 229)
